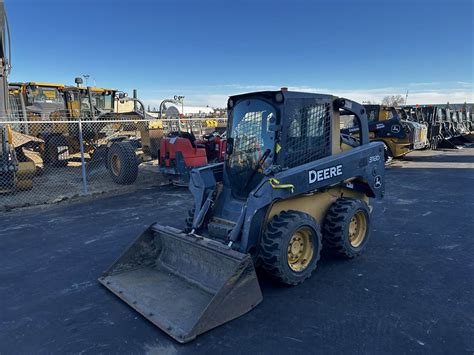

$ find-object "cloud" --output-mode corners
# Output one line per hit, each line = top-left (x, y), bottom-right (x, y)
(456, 81), (473, 87)
(139, 83), (474, 108)
(408, 82), (441, 87)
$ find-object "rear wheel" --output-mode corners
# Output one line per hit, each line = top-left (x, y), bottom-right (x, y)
(107, 141), (138, 185)
(323, 198), (371, 258)
(260, 210), (322, 286)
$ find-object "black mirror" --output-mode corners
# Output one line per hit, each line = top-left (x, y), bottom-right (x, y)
(226, 137), (234, 155)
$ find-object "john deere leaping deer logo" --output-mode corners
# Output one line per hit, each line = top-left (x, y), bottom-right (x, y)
(391, 125), (401, 133)
(374, 175), (382, 189)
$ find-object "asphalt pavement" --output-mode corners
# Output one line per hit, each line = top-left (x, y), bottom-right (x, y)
(1, 148), (473, 354)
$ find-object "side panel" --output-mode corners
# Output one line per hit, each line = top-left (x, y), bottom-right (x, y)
(239, 141), (384, 253)
(267, 186), (368, 226)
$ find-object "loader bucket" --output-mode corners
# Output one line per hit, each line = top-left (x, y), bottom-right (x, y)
(99, 224), (263, 343)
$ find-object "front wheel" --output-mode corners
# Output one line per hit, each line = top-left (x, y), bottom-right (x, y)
(260, 210), (322, 286)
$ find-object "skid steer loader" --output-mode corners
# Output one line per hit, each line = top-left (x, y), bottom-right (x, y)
(341, 105), (428, 163)
(100, 90), (385, 343)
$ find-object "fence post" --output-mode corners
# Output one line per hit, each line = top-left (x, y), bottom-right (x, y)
(77, 118), (88, 195)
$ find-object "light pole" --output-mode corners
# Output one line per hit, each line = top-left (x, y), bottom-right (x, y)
(174, 95), (185, 131)
(82, 74), (90, 87)
(174, 95), (185, 115)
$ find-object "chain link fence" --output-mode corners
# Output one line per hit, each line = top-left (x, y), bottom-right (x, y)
(0, 116), (227, 211)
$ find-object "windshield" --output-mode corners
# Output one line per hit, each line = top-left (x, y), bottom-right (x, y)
(26, 86), (64, 105)
(92, 92), (114, 111)
(227, 99), (275, 198)
(79, 91), (114, 111)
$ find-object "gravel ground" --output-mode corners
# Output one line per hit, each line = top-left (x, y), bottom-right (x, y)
(0, 159), (165, 211)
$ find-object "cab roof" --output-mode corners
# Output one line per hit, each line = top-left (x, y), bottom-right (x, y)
(22, 82), (65, 88)
(229, 90), (335, 104)
(63, 86), (116, 92)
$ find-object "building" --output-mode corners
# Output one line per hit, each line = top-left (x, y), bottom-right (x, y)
(165, 105), (215, 118)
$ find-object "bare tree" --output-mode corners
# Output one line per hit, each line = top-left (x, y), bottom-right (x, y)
(381, 95), (406, 107)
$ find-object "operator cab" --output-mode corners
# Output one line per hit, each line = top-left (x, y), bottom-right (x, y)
(206, 90), (370, 239)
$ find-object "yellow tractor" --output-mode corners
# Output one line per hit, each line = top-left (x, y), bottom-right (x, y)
(61, 85), (163, 183)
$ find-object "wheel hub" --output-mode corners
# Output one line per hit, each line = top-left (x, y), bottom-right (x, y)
(111, 154), (121, 176)
(287, 228), (314, 272)
(348, 211), (367, 247)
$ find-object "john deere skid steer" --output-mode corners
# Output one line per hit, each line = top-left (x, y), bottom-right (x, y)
(341, 105), (428, 163)
(100, 90), (385, 343)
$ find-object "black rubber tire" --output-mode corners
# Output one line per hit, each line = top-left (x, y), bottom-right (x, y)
(184, 208), (195, 233)
(89, 145), (109, 168)
(323, 198), (371, 258)
(382, 142), (393, 164)
(45, 135), (69, 167)
(260, 210), (322, 286)
(107, 142), (138, 185)
(0, 171), (15, 189)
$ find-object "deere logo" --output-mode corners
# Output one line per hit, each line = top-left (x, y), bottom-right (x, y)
(309, 165), (342, 184)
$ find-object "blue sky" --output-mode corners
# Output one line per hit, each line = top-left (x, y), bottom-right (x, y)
(6, 0), (474, 107)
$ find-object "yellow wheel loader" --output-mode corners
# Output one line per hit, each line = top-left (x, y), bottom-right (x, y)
(100, 90), (386, 342)
(10, 81), (163, 184)
(0, 125), (40, 193)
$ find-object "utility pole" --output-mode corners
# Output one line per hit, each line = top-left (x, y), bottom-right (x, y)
(174, 95), (185, 115)
(174, 95), (185, 132)
(82, 74), (90, 87)
(405, 90), (409, 106)
(0, 0), (11, 118)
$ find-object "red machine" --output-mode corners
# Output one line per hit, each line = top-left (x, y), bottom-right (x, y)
(195, 132), (226, 162)
(159, 131), (225, 185)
